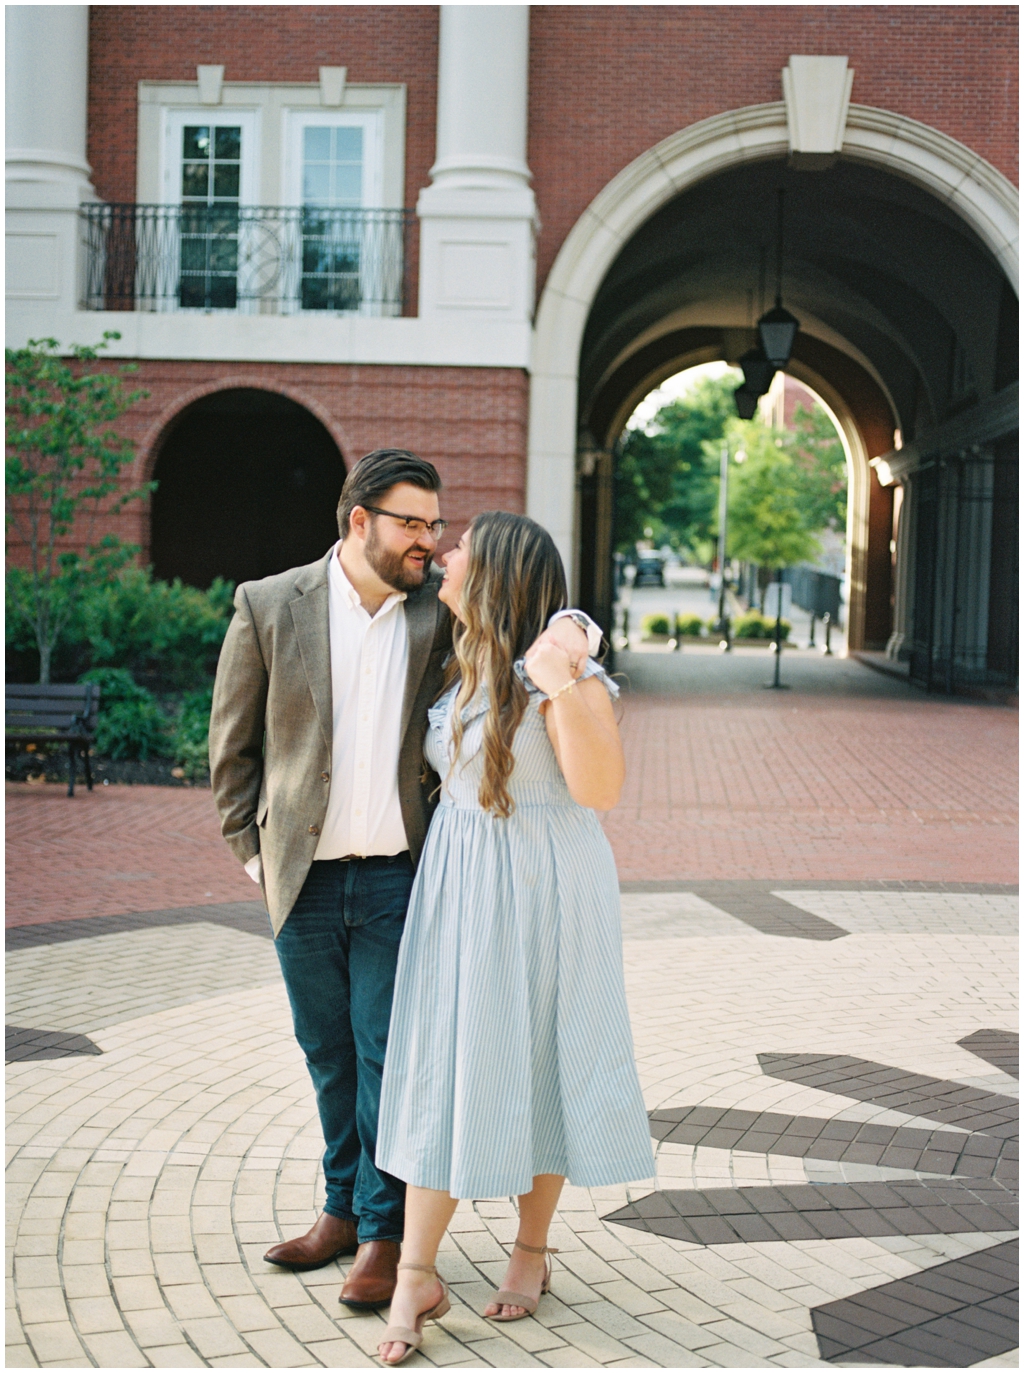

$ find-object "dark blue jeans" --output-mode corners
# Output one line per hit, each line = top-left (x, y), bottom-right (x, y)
(274, 854), (413, 1243)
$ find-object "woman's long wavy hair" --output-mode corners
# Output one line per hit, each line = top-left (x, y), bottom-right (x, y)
(440, 511), (567, 817)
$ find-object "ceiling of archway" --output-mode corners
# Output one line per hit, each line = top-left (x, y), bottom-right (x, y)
(579, 158), (1016, 445)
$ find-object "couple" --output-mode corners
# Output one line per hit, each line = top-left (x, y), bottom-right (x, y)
(209, 449), (654, 1366)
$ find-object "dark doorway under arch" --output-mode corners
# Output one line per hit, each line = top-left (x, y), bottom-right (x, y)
(151, 389), (346, 588)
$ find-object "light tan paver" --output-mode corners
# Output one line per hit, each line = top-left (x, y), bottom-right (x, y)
(7, 901), (1018, 1367)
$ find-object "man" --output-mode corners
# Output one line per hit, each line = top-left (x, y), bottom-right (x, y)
(209, 450), (596, 1308)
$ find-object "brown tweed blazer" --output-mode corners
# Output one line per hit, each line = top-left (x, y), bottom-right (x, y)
(208, 551), (451, 936)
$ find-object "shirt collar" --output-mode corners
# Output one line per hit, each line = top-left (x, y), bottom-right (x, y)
(332, 542), (407, 617)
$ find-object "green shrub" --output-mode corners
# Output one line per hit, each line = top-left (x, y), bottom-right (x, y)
(6, 566), (234, 687)
(640, 613), (672, 637)
(733, 612), (791, 640)
(732, 612), (764, 638)
(80, 569), (234, 688)
(172, 687), (213, 779)
(675, 613), (704, 637)
(78, 667), (171, 760)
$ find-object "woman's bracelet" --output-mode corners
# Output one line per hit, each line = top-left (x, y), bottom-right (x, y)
(548, 678), (577, 702)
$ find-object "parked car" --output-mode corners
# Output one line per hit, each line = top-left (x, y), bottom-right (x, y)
(634, 556), (665, 587)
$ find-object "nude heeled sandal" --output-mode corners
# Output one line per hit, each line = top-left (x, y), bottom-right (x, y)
(377, 1263), (450, 1366)
(485, 1239), (559, 1321)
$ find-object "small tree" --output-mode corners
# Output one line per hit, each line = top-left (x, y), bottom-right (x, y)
(6, 334), (151, 682)
(615, 373), (737, 555)
(718, 420), (820, 605)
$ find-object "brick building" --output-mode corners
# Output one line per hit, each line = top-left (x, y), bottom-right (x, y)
(6, 5), (1018, 691)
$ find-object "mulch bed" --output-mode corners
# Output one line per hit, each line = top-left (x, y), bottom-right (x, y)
(5, 750), (209, 788)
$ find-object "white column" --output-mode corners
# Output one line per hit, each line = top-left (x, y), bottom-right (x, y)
(7, 5), (92, 191)
(417, 6), (537, 322)
(6, 5), (95, 323)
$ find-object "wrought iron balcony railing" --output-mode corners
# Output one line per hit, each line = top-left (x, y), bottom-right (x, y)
(80, 204), (414, 315)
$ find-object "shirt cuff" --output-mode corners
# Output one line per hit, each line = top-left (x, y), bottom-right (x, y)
(548, 608), (602, 657)
(244, 853), (263, 884)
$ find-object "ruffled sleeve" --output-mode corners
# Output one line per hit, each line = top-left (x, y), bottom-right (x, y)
(514, 656), (620, 702)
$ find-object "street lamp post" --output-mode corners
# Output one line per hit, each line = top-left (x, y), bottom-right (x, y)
(764, 567), (791, 690)
(716, 442), (731, 650)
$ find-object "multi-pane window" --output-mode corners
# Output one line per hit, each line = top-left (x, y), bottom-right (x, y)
(179, 124), (242, 309)
(300, 125), (365, 311)
(302, 126), (363, 206)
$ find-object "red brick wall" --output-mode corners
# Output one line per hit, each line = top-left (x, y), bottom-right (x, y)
(87, 6), (1016, 308)
(6, 362), (528, 565)
(528, 5), (1019, 293)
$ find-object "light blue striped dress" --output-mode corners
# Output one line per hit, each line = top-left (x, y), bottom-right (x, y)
(376, 661), (655, 1199)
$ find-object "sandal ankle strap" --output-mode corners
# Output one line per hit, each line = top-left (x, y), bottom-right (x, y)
(398, 1261), (436, 1273)
(513, 1240), (559, 1255)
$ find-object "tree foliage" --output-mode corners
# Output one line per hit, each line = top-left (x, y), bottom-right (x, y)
(6, 565), (235, 689)
(783, 403), (847, 533)
(718, 418), (822, 572)
(614, 374), (847, 564)
(5, 334), (151, 681)
(614, 374), (736, 554)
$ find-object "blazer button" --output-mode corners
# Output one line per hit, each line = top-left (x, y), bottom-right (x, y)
(308, 825), (319, 835)
(321, 771), (330, 782)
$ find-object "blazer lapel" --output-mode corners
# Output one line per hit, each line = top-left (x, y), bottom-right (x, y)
(401, 582), (440, 743)
(290, 554), (333, 754)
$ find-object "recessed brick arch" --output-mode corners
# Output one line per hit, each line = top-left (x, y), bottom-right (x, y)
(136, 376), (357, 487)
(146, 383), (351, 589)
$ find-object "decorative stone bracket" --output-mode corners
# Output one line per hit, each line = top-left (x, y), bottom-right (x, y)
(782, 55), (854, 169)
(319, 67), (347, 107)
(196, 65), (225, 106)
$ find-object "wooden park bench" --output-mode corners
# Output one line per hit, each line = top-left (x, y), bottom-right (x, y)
(5, 683), (101, 797)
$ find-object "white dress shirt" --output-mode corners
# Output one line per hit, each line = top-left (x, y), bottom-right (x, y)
(311, 545), (411, 859)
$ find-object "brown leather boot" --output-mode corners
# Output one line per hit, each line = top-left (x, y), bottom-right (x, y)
(339, 1239), (401, 1309)
(264, 1213), (358, 1271)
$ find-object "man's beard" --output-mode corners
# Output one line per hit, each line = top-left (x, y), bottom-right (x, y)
(365, 523), (433, 592)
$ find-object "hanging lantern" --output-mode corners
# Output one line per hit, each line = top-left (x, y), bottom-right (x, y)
(757, 300), (800, 367)
(734, 386), (759, 420)
(738, 347), (775, 397)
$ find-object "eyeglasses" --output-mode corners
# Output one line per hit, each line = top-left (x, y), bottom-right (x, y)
(361, 505), (449, 540)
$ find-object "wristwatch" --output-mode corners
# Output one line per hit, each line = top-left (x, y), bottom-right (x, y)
(549, 609), (603, 657)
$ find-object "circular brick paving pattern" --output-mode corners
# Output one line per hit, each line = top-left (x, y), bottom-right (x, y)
(6, 901), (1018, 1368)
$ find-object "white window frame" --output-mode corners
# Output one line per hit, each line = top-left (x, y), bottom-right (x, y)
(284, 109), (384, 210)
(137, 81), (405, 317)
(156, 109), (260, 315)
(161, 108), (260, 206)
(139, 80), (405, 210)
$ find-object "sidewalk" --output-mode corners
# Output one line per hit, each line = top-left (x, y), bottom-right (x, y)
(607, 650), (1017, 884)
(6, 654), (1018, 1369)
(8, 653), (1014, 930)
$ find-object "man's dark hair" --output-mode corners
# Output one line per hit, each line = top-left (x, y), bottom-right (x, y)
(337, 449), (442, 537)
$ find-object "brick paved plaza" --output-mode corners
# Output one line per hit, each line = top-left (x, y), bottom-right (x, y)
(6, 654), (1018, 1368)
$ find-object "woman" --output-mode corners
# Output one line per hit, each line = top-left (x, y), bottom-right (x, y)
(375, 512), (654, 1366)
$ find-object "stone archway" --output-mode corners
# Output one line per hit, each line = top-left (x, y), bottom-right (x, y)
(150, 388), (347, 589)
(527, 102), (1019, 650)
